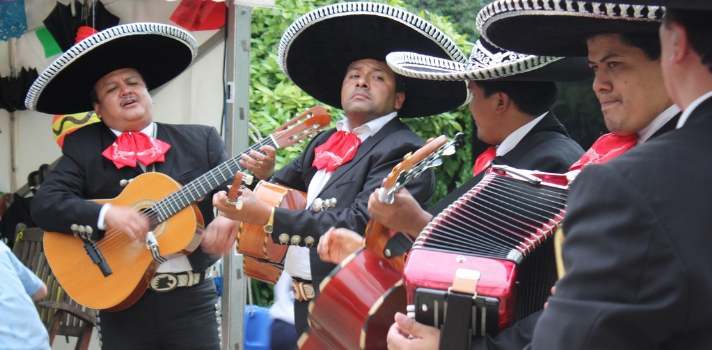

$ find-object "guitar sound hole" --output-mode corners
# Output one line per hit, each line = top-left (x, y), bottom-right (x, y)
(140, 208), (161, 231)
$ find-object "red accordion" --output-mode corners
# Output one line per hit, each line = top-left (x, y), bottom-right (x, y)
(403, 166), (570, 336)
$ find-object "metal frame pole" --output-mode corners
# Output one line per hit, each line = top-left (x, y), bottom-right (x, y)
(221, 1), (252, 349)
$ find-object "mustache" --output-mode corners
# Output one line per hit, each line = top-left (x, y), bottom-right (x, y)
(350, 88), (371, 99)
(121, 95), (139, 106)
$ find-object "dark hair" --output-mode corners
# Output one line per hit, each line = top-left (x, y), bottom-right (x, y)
(664, 9), (712, 74)
(474, 80), (557, 116)
(394, 73), (406, 94)
(90, 68), (147, 104)
(618, 32), (661, 61)
(585, 32), (661, 61)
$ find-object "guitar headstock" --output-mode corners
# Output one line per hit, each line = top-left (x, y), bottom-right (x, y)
(378, 133), (464, 204)
(272, 106), (331, 148)
(227, 171), (253, 210)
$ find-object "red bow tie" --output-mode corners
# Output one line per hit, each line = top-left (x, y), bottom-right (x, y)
(102, 131), (171, 169)
(569, 133), (637, 171)
(473, 146), (496, 175)
(312, 130), (362, 172)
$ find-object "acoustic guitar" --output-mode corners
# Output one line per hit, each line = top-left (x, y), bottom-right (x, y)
(299, 133), (462, 350)
(43, 107), (331, 311)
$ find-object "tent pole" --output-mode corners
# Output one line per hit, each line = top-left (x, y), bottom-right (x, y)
(222, 1), (251, 349)
(8, 38), (18, 192)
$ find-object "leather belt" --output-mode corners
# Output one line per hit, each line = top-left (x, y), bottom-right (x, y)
(149, 264), (220, 293)
(291, 278), (315, 302)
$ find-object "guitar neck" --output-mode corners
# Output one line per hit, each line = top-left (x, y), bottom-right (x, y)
(149, 136), (277, 222)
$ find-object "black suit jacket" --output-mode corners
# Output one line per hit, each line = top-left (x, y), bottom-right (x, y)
(30, 122), (228, 272)
(429, 112), (584, 215)
(270, 117), (435, 290)
(528, 97), (712, 349)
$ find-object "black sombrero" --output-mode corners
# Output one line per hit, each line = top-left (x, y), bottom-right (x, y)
(26, 23), (197, 115)
(476, 1), (664, 57)
(621, 0), (711, 10)
(278, 2), (470, 118)
(386, 38), (592, 82)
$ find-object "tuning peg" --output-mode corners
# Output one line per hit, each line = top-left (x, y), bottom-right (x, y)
(243, 174), (254, 186)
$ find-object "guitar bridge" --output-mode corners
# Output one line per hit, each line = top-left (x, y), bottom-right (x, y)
(146, 231), (167, 264)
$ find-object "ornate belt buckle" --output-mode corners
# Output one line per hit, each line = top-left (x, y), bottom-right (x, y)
(150, 273), (179, 292)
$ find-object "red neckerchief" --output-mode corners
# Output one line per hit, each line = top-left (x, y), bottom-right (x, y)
(473, 146), (496, 175)
(312, 130), (362, 172)
(569, 133), (637, 171)
(102, 131), (171, 169)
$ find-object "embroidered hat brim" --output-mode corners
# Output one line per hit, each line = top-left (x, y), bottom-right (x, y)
(278, 2), (470, 118)
(476, 1), (664, 57)
(386, 39), (592, 82)
(618, 0), (712, 10)
(26, 23), (197, 115)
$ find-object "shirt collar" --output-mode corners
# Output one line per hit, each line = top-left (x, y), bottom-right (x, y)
(109, 122), (155, 138)
(335, 111), (398, 142)
(496, 112), (547, 157)
(677, 90), (712, 129)
(637, 104), (681, 144)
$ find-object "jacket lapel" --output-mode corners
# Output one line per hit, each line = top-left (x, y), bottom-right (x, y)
(316, 118), (405, 196)
(152, 123), (175, 175)
(496, 112), (568, 166)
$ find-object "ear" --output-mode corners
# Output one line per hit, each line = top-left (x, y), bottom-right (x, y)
(495, 92), (510, 114)
(394, 91), (405, 110)
(666, 22), (689, 64)
(93, 103), (102, 118)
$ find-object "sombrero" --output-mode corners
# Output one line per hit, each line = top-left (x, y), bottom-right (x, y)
(26, 22), (197, 114)
(386, 38), (592, 82)
(476, 1), (664, 57)
(278, 2), (470, 118)
(618, 1), (711, 10)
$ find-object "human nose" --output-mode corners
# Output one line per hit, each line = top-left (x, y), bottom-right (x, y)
(356, 75), (369, 88)
(118, 82), (133, 96)
(591, 70), (610, 94)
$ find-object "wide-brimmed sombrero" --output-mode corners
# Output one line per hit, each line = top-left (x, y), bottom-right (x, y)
(386, 38), (592, 82)
(476, 1), (664, 57)
(26, 23), (197, 115)
(278, 2), (470, 118)
(620, 0), (710, 10)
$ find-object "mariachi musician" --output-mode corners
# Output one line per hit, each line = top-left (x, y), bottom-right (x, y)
(212, 2), (469, 336)
(27, 24), (239, 349)
(386, 0), (685, 348)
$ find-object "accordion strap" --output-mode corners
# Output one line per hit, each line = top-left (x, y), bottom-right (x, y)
(439, 291), (473, 350)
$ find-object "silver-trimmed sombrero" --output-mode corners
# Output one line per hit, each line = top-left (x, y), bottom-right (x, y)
(476, 1), (664, 57)
(617, 0), (710, 10)
(386, 38), (592, 82)
(26, 22), (197, 115)
(278, 2), (470, 118)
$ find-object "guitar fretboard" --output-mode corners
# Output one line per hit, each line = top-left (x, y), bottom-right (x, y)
(149, 136), (277, 222)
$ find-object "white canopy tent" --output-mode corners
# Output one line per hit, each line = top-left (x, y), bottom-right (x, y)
(0, 0), (226, 193)
(0, 1), (255, 349)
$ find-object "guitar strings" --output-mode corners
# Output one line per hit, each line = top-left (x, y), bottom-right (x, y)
(92, 123), (322, 254)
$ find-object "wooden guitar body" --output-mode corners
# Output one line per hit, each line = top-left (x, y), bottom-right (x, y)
(244, 257), (283, 285)
(43, 173), (203, 311)
(239, 181), (307, 263)
(298, 247), (406, 350)
(238, 181), (306, 282)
